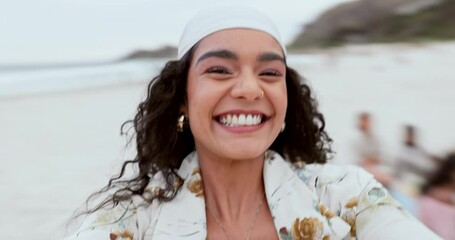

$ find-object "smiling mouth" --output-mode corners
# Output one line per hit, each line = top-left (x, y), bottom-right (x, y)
(214, 113), (268, 127)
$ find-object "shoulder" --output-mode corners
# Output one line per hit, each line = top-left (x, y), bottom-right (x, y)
(64, 200), (140, 240)
(293, 162), (380, 212)
(294, 162), (374, 190)
(293, 162), (392, 215)
(293, 163), (416, 239)
(64, 173), (167, 240)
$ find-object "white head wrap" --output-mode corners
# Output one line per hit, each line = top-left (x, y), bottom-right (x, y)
(178, 6), (287, 59)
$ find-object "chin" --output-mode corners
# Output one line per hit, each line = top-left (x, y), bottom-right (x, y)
(221, 145), (268, 161)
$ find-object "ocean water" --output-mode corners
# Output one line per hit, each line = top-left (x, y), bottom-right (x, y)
(1, 42), (454, 239)
(0, 59), (166, 98)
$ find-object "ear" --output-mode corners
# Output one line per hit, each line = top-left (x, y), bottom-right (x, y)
(179, 104), (188, 116)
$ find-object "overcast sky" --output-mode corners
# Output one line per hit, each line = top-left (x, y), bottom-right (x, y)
(0, 0), (353, 65)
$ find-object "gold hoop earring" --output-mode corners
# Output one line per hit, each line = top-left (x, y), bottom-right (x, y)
(177, 115), (187, 132)
(280, 122), (286, 132)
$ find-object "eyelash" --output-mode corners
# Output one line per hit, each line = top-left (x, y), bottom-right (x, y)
(205, 67), (283, 77)
(206, 67), (230, 74)
(260, 70), (282, 77)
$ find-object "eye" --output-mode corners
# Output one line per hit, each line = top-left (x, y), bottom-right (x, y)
(260, 70), (283, 77)
(206, 66), (231, 74)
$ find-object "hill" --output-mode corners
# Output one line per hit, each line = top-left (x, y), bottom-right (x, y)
(289, 0), (455, 49)
(121, 45), (177, 60)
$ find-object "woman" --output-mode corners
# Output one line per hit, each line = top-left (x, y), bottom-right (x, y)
(65, 6), (441, 240)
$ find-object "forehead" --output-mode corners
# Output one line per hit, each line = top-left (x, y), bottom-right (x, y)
(192, 28), (285, 59)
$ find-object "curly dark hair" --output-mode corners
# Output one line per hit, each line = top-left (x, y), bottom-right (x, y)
(81, 46), (333, 215)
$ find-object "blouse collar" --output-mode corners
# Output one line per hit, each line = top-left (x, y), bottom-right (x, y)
(150, 151), (350, 240)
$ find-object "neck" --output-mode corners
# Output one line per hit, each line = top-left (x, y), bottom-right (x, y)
(198, 152), (266, 222)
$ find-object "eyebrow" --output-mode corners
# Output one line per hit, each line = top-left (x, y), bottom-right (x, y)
(257, 52), (286, 63)
(196, 49), (238, 65)
(196, 49), (286, 65)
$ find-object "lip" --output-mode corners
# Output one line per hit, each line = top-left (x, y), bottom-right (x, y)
(216, 121), (265, 133)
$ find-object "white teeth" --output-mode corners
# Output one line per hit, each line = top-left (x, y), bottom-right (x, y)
(218, 114), (263, 127)
(238, 114), (246, 125)
(246, 114), (253, 126)
(232, 115), (238, 126)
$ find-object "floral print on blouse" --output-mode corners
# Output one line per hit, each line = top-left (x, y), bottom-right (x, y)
(64, 151), (441, 240)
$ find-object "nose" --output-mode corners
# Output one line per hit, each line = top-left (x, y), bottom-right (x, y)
(230, 71), (263, 101)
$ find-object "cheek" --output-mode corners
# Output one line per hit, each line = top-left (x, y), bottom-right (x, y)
(186, 78), (221, 123)
(188, 82), (211, 110)
(187, 91), (209, 138)
(187, 72), (205, 111)
(282, 85), (288, 107)
(272, 83), (288, 115)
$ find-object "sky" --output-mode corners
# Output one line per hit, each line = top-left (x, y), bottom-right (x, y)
(0, 0), (353, 65)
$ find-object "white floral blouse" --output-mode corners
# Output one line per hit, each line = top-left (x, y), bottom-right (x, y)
(64, 151), (441, 240)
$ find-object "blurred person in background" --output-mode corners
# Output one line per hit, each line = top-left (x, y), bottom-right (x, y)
(394, 125), (439, 196)
(351, 112), (394, 186)
(63, 7), (441, 240)
(418, 153), (455, 240)
(389, 125), (439, 215)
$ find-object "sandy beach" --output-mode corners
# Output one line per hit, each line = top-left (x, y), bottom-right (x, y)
(1, 42), (454, 239)
(0, 83), (149, 239)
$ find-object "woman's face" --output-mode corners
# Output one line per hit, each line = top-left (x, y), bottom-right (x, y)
(185, 29), (287, 161)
